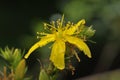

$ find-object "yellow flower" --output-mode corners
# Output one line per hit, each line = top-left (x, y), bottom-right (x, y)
(24, 15), (91, 70)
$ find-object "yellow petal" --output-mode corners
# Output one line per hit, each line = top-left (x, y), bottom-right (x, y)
(64, 19), (85, 35)
(65, 36), (91, 58)
(24, 34), (55, 59)
(50, 39), (65, 70)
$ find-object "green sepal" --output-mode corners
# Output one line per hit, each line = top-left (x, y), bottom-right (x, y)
(79, 25), (96, 39)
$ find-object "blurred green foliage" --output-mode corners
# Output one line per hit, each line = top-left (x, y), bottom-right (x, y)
(59, 0), (120, 39)
(0, 47), (23, 70)
(0, 47), (28, 80)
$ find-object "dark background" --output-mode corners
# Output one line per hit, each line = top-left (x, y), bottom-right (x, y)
(0, 0), (58, 47)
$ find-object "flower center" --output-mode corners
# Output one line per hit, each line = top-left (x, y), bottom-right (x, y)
(56, 29), (63, 40)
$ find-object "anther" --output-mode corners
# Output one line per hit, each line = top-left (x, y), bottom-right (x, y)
(37, 36), (40, 39)
(37, 32), (40, 34)
(67, 21), (71, 24)
(44, 23), (47, 27)
(51, 21), (55, 27)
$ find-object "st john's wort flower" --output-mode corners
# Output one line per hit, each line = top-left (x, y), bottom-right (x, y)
(24, 15), (91, 70)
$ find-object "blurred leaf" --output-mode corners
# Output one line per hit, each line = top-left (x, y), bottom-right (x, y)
(39, 69), (50, 80)
(15, 59), (26, 80)
(62, 0), (97, 21)
(0, 47), (24, 70)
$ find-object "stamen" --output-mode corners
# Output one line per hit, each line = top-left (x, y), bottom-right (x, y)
(83, 36), (87, 41)
(37, 36), (40, 39)
(67, 21), (71, 24)
(60, 14), (64, 28)
(51, 21), (55, 27)
(44, 23), (47, 27)
(71, 22), (74, 26)
(65, 21), (71, 29)
(41, 32), (48, 35)
(56, 19), (61, 28)
(44, 23), (57, 30)
(43, 23), (48, 29)
(37, 32), (40, 34)
(72, 50), (80, 62)
(37, 32), (49, 35)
